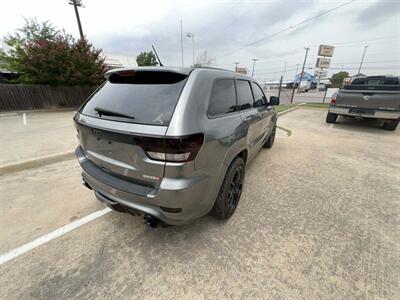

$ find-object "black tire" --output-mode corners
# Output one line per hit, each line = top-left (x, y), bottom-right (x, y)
(382, 118), (399, 131)
(263, 124), (276, 149)
(211, 157), (245, 220)
(326, 112), (338, 123)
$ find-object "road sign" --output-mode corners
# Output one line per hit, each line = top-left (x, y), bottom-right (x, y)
(316, 58), (331, 68)
(314, 70), (328, 78)
(318, 45), (335, 57)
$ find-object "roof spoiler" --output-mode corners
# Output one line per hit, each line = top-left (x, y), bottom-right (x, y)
(104, 67), (193, 79)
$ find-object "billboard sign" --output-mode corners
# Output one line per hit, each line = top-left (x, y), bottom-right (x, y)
(318, 45), (335, 57)
(316, 58), (331, 68)
(236, 67), (248, 75)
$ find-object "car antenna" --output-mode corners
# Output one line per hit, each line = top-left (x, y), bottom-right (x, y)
(152, 45), (164, 66)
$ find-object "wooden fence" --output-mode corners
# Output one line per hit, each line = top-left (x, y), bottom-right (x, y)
(0, 84), (98, 111)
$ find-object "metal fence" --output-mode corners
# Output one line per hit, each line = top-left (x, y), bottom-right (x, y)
(264, 88), (339, 105)
(0, 84), (97, 111)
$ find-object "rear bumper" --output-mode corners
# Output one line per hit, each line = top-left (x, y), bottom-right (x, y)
(76, 147), (218, 225)
(329, 106), (400, 119)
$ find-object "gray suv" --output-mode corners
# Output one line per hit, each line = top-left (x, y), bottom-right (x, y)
(74, 67), (279, 226)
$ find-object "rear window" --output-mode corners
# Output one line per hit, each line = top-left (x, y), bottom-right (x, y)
(80, 71), (187, 126)
(351, 77), (399, 86)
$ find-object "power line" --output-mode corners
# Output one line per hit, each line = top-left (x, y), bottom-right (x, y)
(254, 60), (400, 73)
(216, 0), (357, 58)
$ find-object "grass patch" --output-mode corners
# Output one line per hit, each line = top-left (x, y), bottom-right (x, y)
(276, 104), (298, 113)
(301, 103), (330, 109)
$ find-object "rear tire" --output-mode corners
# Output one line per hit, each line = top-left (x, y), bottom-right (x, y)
(211, 157), (245, 220)
(382, 118), (399, 131)
(263, 124), (276, 149)
(326, 112), (338, 123)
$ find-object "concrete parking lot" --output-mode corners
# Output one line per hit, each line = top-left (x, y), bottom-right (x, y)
(0, 109), (399, 299)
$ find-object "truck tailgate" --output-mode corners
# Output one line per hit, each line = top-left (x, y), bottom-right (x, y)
(336, 89), (400, 110)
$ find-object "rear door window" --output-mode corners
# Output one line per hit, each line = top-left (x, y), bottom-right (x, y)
(80, 71), (187, 126)
(208, 79), (237, 117)
(236, 80), (255, 110)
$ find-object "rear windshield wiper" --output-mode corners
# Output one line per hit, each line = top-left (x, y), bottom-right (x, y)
(94, 107), (135, 120)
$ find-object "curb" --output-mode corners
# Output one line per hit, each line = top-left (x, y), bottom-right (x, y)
(0, 108), (76, 117)
(277, 103), (305, 116)
(0, 151), (75, 175)
(1, 104), (305, 175)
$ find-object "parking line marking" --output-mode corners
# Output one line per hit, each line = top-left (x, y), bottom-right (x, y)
(0, 207), (111, 265)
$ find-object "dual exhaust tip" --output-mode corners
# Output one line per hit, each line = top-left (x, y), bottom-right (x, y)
(83, 179), (160, 228)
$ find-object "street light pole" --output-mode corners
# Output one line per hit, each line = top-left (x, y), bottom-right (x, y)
(251, 58), (259, 77)
(68, 0), (84, 40)
(186, 32), (195, 66)
(357, 45), (368, 75)
(180, 20), (184, 67)
(234, 62), (239, 72)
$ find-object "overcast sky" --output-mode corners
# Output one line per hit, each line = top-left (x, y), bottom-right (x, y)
(2, 0), (399, 82)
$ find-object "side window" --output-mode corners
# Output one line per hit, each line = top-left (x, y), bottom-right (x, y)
(208, 79), (237, 117)
(236, 80), (255, 111)
(251, 82), (266, 107)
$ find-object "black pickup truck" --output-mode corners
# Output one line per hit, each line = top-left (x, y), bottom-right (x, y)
(326, 76), (400, 130)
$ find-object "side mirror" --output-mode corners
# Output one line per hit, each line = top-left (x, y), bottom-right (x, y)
(269, 96), (279, 106)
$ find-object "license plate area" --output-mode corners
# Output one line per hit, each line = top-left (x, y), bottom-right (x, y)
(349, 108), (375, 115)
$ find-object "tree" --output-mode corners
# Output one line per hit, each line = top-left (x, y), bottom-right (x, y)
(136, 51), (158, 66)
(330, 71), (349, 88)
(193, 51), (215, 67)
(0, 18), (105, 85)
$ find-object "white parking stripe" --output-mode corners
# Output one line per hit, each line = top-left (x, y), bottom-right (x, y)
(0, 207), (111, 265)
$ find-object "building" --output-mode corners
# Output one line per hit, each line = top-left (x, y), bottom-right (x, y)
(263, 80), (294, 90)
(293, 72), (318, 89)
(102, 53), (137, 69)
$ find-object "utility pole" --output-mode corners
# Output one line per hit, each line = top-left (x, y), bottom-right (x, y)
(278, 61), (287, 100)
(357, 46), (368, 75)
(180, 20), (184, 67)
(283, 61), (287, 78)
(251, 58), (259, 77)
(234, 62), (239, 72)
(68, 0), (84, 40)
(297, 47), (310, 94)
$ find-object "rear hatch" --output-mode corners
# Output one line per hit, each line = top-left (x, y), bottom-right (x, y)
(336, 76), (400, 110)
(74, 69), (189, 188)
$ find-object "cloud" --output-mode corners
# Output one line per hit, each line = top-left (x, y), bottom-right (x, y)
(355, 0), (400, 27)
(94, 0), (315, 66)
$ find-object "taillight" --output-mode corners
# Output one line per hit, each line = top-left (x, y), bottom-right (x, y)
(331, 92), (337, 104)
(133, 133), (204, 163)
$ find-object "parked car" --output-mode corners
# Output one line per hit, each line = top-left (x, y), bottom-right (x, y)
(74, 67), (279, 226)
(326, 75), (400, 130)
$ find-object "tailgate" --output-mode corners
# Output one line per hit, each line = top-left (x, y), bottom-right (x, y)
(75, 114), (167, 188)
(336, 89), (400, 110)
